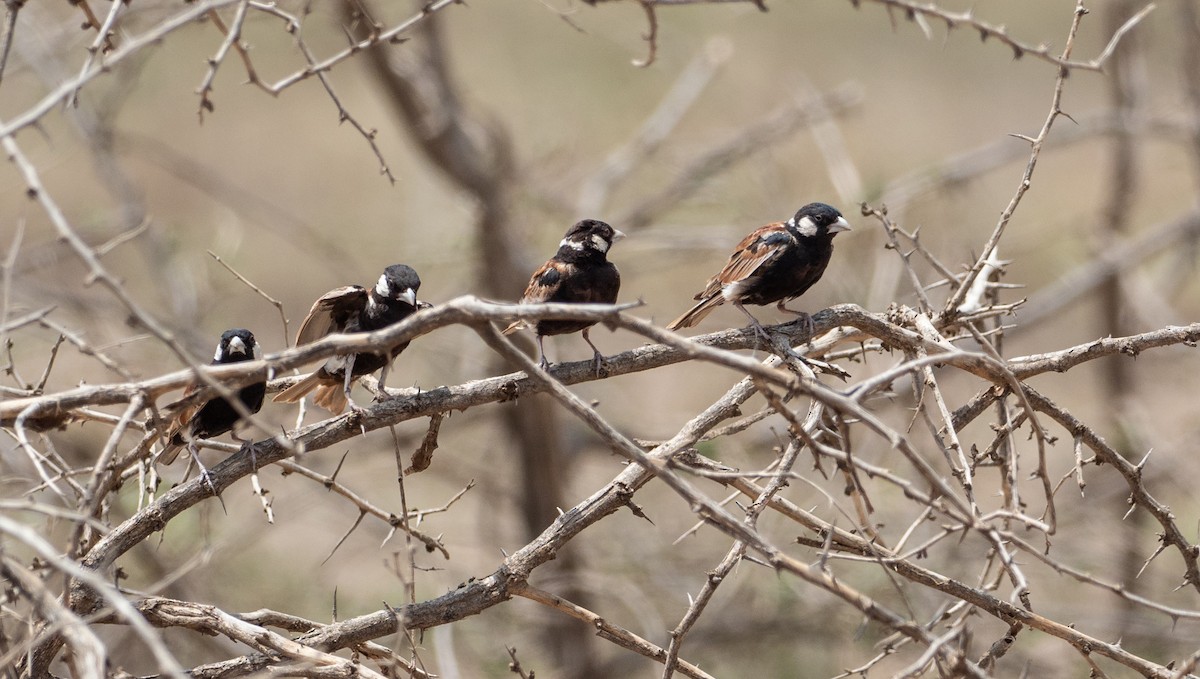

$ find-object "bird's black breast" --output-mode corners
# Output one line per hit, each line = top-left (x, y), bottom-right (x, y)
(536, 260), (621, 337)
(322, 298), (419, 380)
(739, 235), (835, 306)
(358, 297), (418, 334)
(188, 381), (267, 441)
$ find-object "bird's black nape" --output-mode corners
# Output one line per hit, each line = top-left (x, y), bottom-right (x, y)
(793, 202), (842, 221)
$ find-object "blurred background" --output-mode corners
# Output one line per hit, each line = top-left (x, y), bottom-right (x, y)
(2, 0), (1199, 676)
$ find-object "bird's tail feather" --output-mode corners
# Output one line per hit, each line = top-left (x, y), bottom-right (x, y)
(158, 441), (184, 465)
(273, 372), (325, 404)
(312, 384), (348, 415)
(666, 295), (724, 331)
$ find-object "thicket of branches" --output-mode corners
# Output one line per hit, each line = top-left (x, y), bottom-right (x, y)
(2, 1), (1199, 678)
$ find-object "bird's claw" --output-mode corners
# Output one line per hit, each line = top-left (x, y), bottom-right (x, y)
(591, 351), (608, 378)
(196, 466), (227, 514)
(238, 439), (262, 471)
(797, 311), (815, 343)
(748, 321), (773, 348)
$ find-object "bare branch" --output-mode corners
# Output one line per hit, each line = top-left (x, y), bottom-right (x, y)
(514, 584), (715, 679)
(850, 0), (1154, 73)
(944, 1), (1091, 316)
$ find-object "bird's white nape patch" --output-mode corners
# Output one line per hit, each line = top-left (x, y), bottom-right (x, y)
(375, 274), (390, 297)
(559, 237), (585, 251)
(795, 215), (819, 237)
(589, 234), (610, 252)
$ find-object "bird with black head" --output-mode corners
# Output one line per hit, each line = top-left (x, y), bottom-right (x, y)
(159, 328), (266, 489)
(275, 264), (428, 414)
(504, 219), (625, 373)
(667, 202), (850, 339)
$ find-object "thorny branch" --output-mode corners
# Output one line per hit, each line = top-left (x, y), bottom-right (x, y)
(944, 0), (1092, 316)
(850, 0), (1155, 73)
(0, 0), (462, 140)
(6, 295), (1198, 676)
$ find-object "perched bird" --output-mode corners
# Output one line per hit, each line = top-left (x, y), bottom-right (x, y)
(504, 219), (625, 371)
(667, 202), (850, 336)
(159, 328), (266, 473)
(274, 264), (426, 415)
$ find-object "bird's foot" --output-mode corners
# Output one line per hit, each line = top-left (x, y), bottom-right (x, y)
(748, 318), (774, 348)
(590, 350), (608, 378)
(754, 324), (808, 365)
(187, 451), (227, 513)
(776, 303), (816, 344)
(202, 470), (228, 514)
(238, 439), (262, 472)
(795, 311), (815, 342)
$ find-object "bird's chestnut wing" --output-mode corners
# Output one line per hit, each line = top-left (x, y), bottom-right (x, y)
(295, 286), (369, 346)
(162, 382), (203, 444)
(519, 260), (568, 304)
(695, 223), (794, 299)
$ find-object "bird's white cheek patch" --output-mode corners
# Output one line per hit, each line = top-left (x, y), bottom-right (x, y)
(796, 216), (818, 237)
(213, 346), (223, 361)
(254, 344), (263, 360)
(375, 274), (390, 297)
(590, 234), (609, 252)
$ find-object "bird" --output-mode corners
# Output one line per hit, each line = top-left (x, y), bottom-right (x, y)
(274, 264), (426, 415)
(159, 328), (267, 485)
(503, 219), (625, 372)
(667, 202), (850, 337)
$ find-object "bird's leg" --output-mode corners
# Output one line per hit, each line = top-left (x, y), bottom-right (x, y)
(186, 440), (226, 513)
(582, 327), (606, 377)
(375, 361), (392, 402)
(342, 354), (367, 416)
(734, 302), (773, 344)
(536, 335), (551, 371)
